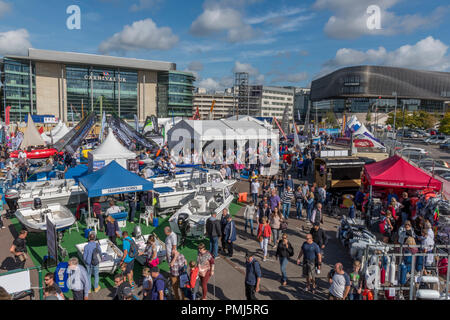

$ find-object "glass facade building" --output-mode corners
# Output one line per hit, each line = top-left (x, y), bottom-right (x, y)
(310, 65), (450, 119)
(157, 71), (195, 117)
(66, 66), (138, 121)
(1, 58), (36, 122)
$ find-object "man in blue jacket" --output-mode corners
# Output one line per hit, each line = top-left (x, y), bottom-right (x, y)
(224, 215), (237, 257)
(245, 251), (261, 300)
(83, 232), (101, 293)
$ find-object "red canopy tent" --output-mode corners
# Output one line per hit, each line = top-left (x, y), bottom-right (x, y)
(364, 155), (442, 191)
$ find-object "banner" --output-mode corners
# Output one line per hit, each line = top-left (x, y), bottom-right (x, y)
(99, 112), (106, 143)
(5, 106), (11, 126)
(54, 113), (96, 154)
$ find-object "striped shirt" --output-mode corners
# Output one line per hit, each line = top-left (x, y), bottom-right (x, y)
(282, 190), (294, 204)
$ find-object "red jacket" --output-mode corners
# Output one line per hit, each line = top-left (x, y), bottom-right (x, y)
(257, 223), (272, 238)
(186, 267), (199, 289)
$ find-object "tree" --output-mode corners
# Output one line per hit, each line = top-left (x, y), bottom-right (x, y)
(325, 111), (338, 127)
(385, 111), (404, 129)
(440, 112), (450, 135)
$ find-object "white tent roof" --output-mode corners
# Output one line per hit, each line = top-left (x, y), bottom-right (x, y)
(41, 121), (71, 144)
(89, 128), (136, 159)
(167, 119), (277, 146)
(20, 114), (45, 149)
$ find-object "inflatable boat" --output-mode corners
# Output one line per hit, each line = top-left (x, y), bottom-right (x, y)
(10, 148), (64, 159)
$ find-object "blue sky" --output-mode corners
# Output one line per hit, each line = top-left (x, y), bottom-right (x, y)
(0, 0), (449, 91)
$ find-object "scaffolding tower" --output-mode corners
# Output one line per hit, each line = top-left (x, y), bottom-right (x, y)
(234, 72), (249, 118)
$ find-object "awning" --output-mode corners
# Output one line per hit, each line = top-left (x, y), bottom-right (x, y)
(79, 160), (153, 198)
(364, 155), (442, 191)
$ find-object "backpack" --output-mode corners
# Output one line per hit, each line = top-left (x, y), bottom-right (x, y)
(155, 275), (172, 299)
(123, 238), (138, 259)
(91, 242), (102, 266)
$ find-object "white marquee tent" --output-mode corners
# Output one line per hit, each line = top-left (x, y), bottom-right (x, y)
(88, 128), (136, 172)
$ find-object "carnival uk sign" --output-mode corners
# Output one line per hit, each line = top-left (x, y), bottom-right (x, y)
(84, 72), (127, 83)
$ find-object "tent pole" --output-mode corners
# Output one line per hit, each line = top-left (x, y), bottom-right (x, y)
(88, 197), (91, 219)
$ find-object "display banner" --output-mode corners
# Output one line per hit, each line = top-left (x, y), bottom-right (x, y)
(101, 185), (143, 195)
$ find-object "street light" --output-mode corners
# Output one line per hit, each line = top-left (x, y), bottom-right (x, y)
(392, 91), (397, 156)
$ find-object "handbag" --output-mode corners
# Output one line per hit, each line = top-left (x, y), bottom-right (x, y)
(257, 225), (265, 242)
(281, 221), (288, 231)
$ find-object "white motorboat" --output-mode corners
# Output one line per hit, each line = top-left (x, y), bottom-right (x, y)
(76, 239), (123, 274)
(5, 179), (87, 209)
(169, 182), (234, 238)
(14, 203), (76, 232)
(152, 168), (237, 215)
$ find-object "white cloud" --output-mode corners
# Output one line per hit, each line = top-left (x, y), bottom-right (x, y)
(246, 7), (306, 25)
(0, 29), (31, 56)
(129, 0), (162, 11)
(320, 36), (450, 77)
(233, 61), (259, 76)
(190, 2), (259, 43)
(198, 78), (222, 92)
(98, 19), (178, 53)
(313, 0), (449, 39)
(0, 1), (12, 17)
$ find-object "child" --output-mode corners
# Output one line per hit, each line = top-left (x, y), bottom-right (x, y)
(349, 260), (363, 300)
(141, 267), (153, 300)
(184, 261), (200, 300)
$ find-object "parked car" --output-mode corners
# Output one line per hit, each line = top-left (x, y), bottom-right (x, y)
(425, 135), (447, 144)
(422, 167), (450, 176)
(440, 142), (450, 150)
(417, 159), (449, 169)
(399, 147), (428, 155)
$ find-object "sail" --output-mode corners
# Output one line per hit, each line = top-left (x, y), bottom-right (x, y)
(108, 113), (159, 149)
(281, 104), (290, 135)
(20, 114), (45, 149)
(54, 113), (97, 153)
(293, 118), (301, 149)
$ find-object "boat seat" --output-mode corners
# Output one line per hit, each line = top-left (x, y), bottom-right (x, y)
(208, 201), (219, 211)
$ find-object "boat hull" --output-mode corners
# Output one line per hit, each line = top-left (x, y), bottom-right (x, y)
(76, 239), (123, 274)
(10, 149), (64, 159)
(15, 204), (76, 232)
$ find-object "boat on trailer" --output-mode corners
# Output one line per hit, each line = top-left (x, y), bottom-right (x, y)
(169, 182), (234, 239)
(152, 167), (237, 215)
(5, 179), (88, 209)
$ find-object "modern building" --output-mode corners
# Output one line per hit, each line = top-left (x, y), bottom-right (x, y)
(310, 65), (450, 120)
(194, 91), (235, 119)
(0, 49), (195, 122)
(157, 71), (195, 118)
(260, 86), (294, 121)
(293, 88), (311, 123)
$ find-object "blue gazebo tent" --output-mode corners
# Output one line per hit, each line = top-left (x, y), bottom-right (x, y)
(65, 164), (88, 182)
(78, 160), (153, 218)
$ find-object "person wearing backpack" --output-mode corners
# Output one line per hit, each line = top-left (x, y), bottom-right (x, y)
(83, 232), (102, 293)
(245, 251), (261, 300)
(120, 231), (138, 288)
(150, 266), (167, 300)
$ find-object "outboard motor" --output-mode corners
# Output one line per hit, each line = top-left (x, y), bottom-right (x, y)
(132, 225), (143, 241)
(177, 213), (190, 247)
(33, 198), (42, 210)
(4, 189), (19, 218)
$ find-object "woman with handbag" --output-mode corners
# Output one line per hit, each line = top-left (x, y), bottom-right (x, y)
(270, 208), (284, 248)
(275, 233), (294, 285)
(139, 235), (160, 268)
(257, 217), (272, 262)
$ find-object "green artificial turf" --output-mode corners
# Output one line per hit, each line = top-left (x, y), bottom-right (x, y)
(10, 200), (243, 299)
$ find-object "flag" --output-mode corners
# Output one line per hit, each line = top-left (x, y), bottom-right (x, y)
(297, 110), (301, 122)
(100, 111), (106, 142)
(134, 114), (139, 132)
(5, 106), (11, 126)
